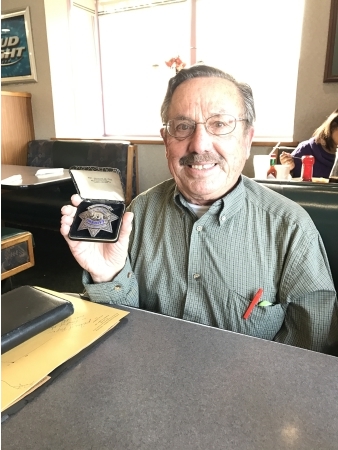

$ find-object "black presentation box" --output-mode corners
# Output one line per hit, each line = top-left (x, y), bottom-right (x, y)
(68, 166), (126, 243)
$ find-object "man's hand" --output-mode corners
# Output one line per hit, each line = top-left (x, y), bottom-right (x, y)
(60, 194), (133, 283)
(280, 152), (295, 170)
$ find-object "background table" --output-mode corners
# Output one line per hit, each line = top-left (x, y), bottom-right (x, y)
(254, 177), (338, 188)
(1, 164), (70, 189)
(2, 306), (338, 450)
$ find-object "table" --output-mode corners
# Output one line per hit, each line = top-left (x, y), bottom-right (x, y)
(2, 306), (338, 450)
(254, 177), (338, 188)
(1, 164), (71, 189)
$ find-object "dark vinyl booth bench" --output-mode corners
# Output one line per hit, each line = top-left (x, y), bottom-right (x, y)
(256, 179), (338, 292)
(1, 139), (139, 231)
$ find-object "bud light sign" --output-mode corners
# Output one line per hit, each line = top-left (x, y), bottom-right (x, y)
(1, 7), (37, 84)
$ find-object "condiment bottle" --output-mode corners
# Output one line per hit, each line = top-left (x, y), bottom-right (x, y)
(329, 148), (338, 183)
(301, 155), (315, 181)
(267, 153), (277, 178)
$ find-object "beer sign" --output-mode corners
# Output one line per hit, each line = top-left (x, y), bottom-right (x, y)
(1, 7), (37, 84)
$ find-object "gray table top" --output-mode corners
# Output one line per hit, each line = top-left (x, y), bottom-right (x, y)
(1, 164), (70, 188)
(254, 177), (338, 187)
(2, 306), (338, 450)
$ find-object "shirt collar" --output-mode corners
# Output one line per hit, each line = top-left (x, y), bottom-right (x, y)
(173, 176), (246, 223)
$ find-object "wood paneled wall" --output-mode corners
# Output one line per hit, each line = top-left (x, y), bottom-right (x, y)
(1, 91), (35, 165)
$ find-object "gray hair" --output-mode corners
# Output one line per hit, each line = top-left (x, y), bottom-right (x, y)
(160, 64), (256, 130)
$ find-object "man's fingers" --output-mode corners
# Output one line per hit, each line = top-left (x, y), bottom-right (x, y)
(61, 204), (77, 218)
(121, 211), (134, 233)
(71, 194), (82, 206)
(60, 203), (77, 238)
(60, 222), (70, 238)
(118, 212), (134, 242)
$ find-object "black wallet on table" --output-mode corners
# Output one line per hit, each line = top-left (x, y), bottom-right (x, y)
(1, 285), (74, 354)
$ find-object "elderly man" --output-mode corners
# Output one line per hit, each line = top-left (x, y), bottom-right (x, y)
(61, 65), (337, 353)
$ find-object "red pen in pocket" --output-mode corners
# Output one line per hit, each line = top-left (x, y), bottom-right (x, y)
(243, 288), (263, 320)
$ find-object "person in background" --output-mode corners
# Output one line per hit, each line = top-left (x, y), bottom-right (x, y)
(60, 65), (338, 354)
(280, 109), (338, 178)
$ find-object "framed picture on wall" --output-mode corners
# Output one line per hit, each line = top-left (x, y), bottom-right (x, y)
(324, 0), (338, 82)
(1, 7), (38, 84)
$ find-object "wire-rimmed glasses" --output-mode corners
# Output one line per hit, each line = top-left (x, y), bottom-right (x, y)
(164, 114), (248, 140)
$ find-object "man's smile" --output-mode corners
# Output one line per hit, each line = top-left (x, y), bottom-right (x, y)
(179, 153), (224, 168)
(190, 163), (216, 170)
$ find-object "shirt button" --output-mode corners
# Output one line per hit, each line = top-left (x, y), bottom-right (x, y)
(127, 272), (132, 278)
(193, 273), (200, 279)
(114, 285), (121, 291)
(221, 215), (226, 221)
(196, 226), (202, 231)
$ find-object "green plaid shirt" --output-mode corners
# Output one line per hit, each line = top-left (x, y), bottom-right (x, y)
(84, 176), (338, 353)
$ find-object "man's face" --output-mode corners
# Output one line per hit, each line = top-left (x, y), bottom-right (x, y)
(160, 77), (254, 205)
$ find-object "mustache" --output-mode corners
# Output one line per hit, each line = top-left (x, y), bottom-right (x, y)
(179, 153), (225, 166)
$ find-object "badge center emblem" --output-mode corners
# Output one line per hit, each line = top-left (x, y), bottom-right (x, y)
(78, 204), (119, 237)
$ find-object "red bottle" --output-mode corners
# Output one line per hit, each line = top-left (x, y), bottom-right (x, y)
(301, 155), (315, 181)
(267, 153), (277, 178)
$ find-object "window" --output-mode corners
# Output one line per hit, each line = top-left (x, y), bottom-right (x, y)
(98, 0), (189, 136)
(70, 4), (104, 136)
(195, 0), (305, 141)
(75, 0), (305, 140)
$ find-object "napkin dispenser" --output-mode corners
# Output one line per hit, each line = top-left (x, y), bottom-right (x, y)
(68, 166), (126, 242)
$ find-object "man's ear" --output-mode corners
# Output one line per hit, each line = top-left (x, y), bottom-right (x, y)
(160, 128), (170, 159)
(245, 126), (255, 159)
(160, 127), (166, 143)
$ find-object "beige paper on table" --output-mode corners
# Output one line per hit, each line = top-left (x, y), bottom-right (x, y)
(1, 288), (129, 412)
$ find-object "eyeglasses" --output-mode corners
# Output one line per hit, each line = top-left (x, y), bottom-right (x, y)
(164, 114), (248, 140)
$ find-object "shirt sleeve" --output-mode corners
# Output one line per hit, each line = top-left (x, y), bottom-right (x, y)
(273, 232), (338, 354)
(82, 257), (139, 307)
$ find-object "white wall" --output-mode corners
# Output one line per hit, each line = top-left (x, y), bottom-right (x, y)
(138, 144), (171, 192)
(1, 0), (55, 139)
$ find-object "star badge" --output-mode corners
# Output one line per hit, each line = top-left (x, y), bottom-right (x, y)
(77, 204), (119, 237)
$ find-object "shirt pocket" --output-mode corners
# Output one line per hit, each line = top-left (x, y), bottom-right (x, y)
(221, 288), (285, 341)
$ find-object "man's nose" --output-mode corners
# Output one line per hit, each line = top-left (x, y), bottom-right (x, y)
(188, 123), (213, 153)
